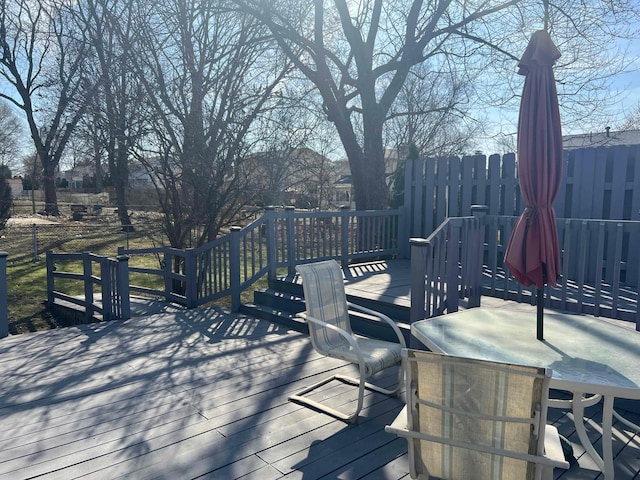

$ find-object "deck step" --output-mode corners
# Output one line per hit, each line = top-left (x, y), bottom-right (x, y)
(245, 283), (411, 344)
(239, 303), (308, 334)
(253, 288), (305, 313)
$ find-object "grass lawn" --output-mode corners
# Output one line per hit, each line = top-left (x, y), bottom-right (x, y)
(4, 213), (268, 335)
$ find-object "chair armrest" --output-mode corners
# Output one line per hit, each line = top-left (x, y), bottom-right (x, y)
(385, 405), (409, 435)
(298, 312), (366, 366)
(544, 424), (570, 469)
(346, 302), (407, 348)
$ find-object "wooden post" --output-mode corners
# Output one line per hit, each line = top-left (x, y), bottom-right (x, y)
(340, 205), (350, 268)
(83, 253), (94, 321)
(184, 249), (197, 308)
(397, 205), (409, 259)
(230, 226), (242, 312)
(446, 224), (460, 313)
(469, 205), (488, 308)
(265, 206), (277, 278)
(117, 255), (130, 320)
(163, 249), (172, 301)
(284, 206), (296, 275)
(100, 257), (112, 321)
(0, 252), (8, 338)
(46, 250), (55, 308)
(410, 238), (429, 348)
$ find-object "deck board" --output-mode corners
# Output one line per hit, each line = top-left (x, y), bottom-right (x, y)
(0, 305), (638, 479)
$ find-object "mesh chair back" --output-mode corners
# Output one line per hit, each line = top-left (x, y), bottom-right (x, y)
(405, 350), (550, 480)
(296, 260), (353, 354)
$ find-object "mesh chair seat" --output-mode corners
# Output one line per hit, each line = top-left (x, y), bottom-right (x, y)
(290, 260), (406, 423)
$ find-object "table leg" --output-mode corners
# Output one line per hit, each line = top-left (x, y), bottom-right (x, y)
(570, 393), (617, 479)
(601, 396), (615, 479)
(571, 393), (606, 475)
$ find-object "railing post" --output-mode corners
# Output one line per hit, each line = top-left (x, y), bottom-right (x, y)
(340, 205), (350, 268)
(446, 223), (460, 313)
(285, 206), (296, 275)
(265, 206), (277, 278)
(163, 249), (172, 301)
(46, 250), (55, 308)
(100, 257), (112, 321)
(230, 226), (242, 312)
(397, 205), (409, 259)
(0, 252), (8, 338)
(117, 255), (130, 320)
(410, 238), (429, 348)
(470, 205), (488, 308)
(184, 248), (197, 308)
(83, 253), (94, 321)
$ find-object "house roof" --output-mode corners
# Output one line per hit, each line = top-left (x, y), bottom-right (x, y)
(563, 129), (640, 150)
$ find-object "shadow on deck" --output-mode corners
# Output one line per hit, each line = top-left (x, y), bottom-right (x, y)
(1, 301), (638, 479)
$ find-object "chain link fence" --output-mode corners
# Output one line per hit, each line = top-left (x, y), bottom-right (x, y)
(0, 222), (168, 265)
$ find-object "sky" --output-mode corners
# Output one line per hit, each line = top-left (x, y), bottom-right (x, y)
(475, 34), (640, 155)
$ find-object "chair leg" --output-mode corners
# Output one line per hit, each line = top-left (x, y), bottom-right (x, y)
(289, 371), (400, 424)
(289, 374), (362, 423)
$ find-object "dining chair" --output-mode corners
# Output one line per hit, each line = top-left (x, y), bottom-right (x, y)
(290, 260), (406, 423)
(386, 349), (569, 480)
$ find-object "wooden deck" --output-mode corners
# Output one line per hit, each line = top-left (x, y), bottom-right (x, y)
(1, 303), (639, 479)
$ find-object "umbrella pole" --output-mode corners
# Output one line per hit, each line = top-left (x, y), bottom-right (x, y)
(536, 287), (544, 340)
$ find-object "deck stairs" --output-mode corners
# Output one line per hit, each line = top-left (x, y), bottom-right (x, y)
(240, 274), (412, 345)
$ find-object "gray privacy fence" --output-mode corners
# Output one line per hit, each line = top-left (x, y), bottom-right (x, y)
(405, 145), (640, 288)
(405, 146), (640, 260)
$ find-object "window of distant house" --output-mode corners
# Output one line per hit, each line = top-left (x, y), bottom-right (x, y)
(336, 191), (350, 202)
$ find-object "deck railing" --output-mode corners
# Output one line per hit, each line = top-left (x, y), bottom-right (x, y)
(116, 206), (404, 311)
(483, 215), (640, 326)
(410, 209), (640, 330)
(410, 210), (485, 321)
(46, 251), (130, 321)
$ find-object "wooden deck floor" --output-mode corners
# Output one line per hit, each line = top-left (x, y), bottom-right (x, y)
(1, 306), (639, 479)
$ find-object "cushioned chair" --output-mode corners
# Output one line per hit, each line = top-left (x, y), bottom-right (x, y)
(290, 260), (406, 423)
(386, 349), (569, 480)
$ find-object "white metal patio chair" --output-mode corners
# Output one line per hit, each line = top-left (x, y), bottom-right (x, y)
(290, 260), (406, 423)
(386, 349), (569, 480)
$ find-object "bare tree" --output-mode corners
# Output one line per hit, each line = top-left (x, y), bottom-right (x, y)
(0, 0), (98, 215)
(73, 0), (147, 229)
(234, 0), (639, 210)
(129, 0), (290, 248)
(385, 62), (483, 158)
(619, 101), (640, 130)
(0, 101), (23, 171)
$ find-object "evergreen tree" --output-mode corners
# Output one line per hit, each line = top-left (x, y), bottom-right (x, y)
(0, 176), (12, 230)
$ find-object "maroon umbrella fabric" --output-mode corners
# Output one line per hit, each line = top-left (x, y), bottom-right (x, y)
(504, 30), (562, 338)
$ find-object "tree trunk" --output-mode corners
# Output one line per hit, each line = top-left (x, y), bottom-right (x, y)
(42, 161), (59, 216)
(113, 147), (132, 230)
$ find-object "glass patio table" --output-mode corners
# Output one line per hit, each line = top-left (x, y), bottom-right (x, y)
(411, 308), (640, 480)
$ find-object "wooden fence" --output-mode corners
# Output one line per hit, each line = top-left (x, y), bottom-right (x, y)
(404, 145), (640, 286)
(46, 251), (130, 322)
(410, 210), (640, 329)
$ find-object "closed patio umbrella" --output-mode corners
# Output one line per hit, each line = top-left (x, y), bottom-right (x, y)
(504, 30), (562, 340)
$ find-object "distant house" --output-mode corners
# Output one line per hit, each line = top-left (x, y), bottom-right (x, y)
(563, 128), (640, 150)
(244, 148), (337, 209)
